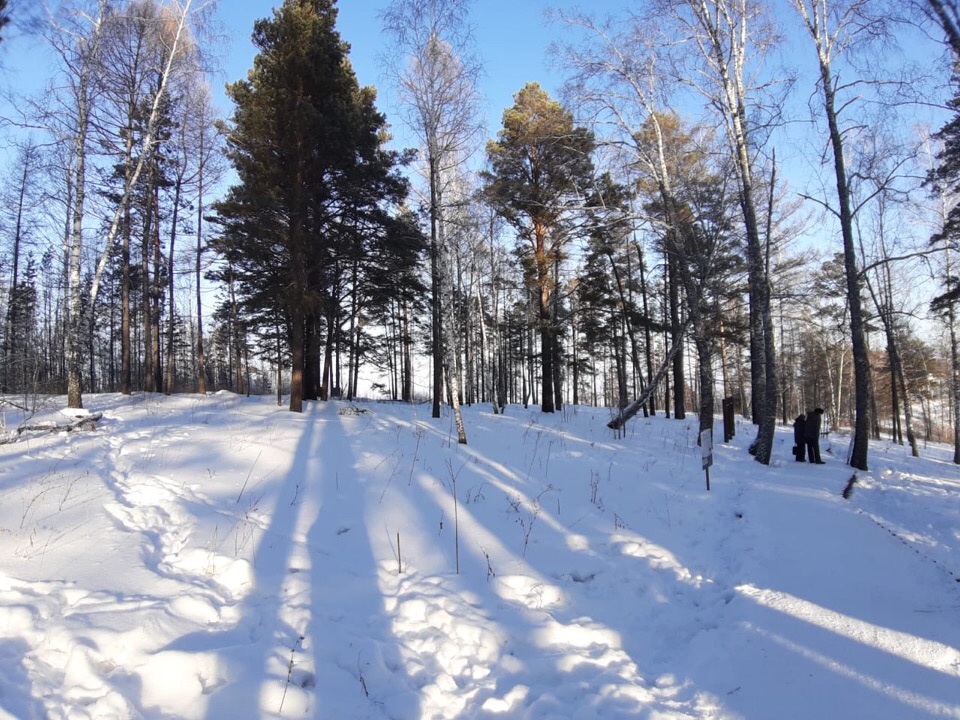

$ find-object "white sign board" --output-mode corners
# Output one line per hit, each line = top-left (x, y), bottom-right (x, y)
(701, 428), (714, 470)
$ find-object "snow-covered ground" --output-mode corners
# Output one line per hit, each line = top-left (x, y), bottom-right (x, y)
(0, 392), (958, 719)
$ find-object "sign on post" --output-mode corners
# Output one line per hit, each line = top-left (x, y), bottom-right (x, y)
(700, 428), (713, 491)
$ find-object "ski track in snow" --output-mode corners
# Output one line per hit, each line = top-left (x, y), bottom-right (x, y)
(0, 394), (958, 719)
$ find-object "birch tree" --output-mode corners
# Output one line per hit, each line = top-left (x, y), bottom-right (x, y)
(787, 0), (895, 470)
(666, 0), (781, 463)
(920, 0), (960, 55)
(34, 0), (202, 408)
(382, 0), (481, 441)
(41, 0), (108, 409)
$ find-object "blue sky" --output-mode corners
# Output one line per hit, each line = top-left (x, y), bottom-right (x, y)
(0, 0), (950, 265)
(215, 0), (579, 151)
(0, 0), (575, 154)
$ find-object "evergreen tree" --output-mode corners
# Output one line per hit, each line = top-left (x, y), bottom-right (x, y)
(926, 80), (960, 464)
(4, 255), (39, 393)
(483, 83), (596, 413)
(213, 0), (409, 412)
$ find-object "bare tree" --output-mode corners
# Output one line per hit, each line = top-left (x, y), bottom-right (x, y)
(856, 184), (921, 456)
(163, 78), (221, 395)
(920, 0), (960, 55)
(185, 83), (225, 395)
(786, 0), (901, 470)
(41, 0), (110, 409)
(1, 141), (43, 394)
(652, 0), (782, 462)
(382, 0), (482, 442)
(34, 0), (204, 408)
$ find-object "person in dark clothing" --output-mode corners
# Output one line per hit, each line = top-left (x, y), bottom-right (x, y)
(804, 408), (825, 464)
(793, 414), (806, 461)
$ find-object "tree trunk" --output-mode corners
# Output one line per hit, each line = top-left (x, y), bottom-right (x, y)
(346, 264), (359, 401)
(429, 154), (443, 419)
(289, 306), (304, 413)
(946, 248), (960, 464)
(402, 299), (413, 402)
(821, 65), (871, 470)
(122, 194), (132, 394)
(2, 154), (29, 393)
(950, 300), (960, 463)
(141, 168), (155, 393)
(474, 277), (499, 414)
(668, 250), (686, 419)
(537, 233), (555, 413)
(320, 307), (335, 401)
(276, 313), (283, 405)
(552, 252), (564, 412)
(438, 204), (467, 444)
(695, 322), (716, 435)
(636, 240), (656, 415)
(165, 178), (182, 395)
(229, 268), (243, 395)
(152, 185), (163, 393)
(66, 74), (93, 409)
(195, 162), (207, 395)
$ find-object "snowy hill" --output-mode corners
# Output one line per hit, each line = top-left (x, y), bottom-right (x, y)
(1, 393), (958, 719)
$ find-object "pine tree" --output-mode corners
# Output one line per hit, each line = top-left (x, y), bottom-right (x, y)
(483, 83), (596, 413)
(926, 81), (960, 464)
(213, 0), (409, 412)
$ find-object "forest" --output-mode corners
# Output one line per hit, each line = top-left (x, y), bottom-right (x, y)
(0, 0), (958, 471)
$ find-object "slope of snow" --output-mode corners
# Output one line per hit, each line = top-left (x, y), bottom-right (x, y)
(0, 393), (958, 719)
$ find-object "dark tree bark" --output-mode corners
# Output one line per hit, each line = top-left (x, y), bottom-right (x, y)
(791, 0), (873, 470)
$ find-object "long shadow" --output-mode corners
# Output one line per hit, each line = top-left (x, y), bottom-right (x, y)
(397, 407), (959, 718)
(159, 403), (317, 719)
(303, 402), (421, 718)
(349, 404), (688, 716)
(0, 638), (47, 718)
(482, 412), (960, 718)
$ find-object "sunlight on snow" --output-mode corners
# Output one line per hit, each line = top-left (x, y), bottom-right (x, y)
(752, 626), (960, 718)
(615, 535), (705, 587)
(737, 584), (960, 674)
(739, 583), (960, 716)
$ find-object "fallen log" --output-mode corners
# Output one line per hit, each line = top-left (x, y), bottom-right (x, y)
(608, 318), (690, 430)
(0, 412), (103, 445)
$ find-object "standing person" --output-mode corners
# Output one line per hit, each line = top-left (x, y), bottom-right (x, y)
(793, 413), (806, 462)
(805, 408), (825, 464)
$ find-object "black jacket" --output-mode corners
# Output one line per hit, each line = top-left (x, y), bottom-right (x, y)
(804, 410), (822, 441)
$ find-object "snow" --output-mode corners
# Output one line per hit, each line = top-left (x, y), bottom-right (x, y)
(1, 392), (958, 719)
